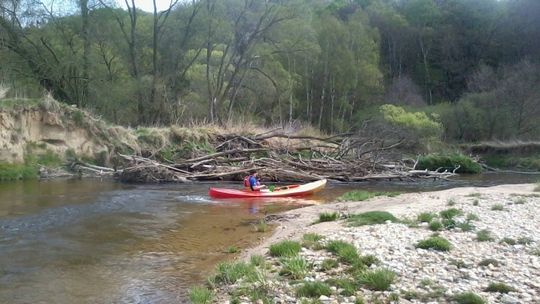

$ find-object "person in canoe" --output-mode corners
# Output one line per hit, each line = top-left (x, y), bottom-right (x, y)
(244, 170), (267, 191)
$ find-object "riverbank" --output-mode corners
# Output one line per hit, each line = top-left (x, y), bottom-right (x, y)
(196, 183), (540, 304)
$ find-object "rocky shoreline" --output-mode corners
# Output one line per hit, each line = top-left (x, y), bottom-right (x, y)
(193, 184), (540, 304)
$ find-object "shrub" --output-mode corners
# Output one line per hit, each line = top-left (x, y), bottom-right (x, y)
(416, 153), (482, 174)
(213, 262), (256, 284)
(326, 240), (360, 264)
(476, 230), (494, 242)
(269, 240), (301, 257)
(417, 212), (437, 223)
(439, 208), (463, 219)
(380, 104), (443, 140)
(302, 233), (325, 249)
(337, 191), (401, 202)
(0, 162), (38, 181)
(347, 211), (397, 226)
(429, 220), (443, 231)
(478, 258), (499, 267)
(321, 259), (339, 271)
(416, 236), (452, 251)
(491, 204), (504, 211)
(357, 268), (396, 291)
(189, 286), (214, 304)
(484, 282), (516, 293)
(453, 292), (486, 304)
(280, 257), (311, 279)
(296, 281), (332, 298)
(318, 212), (339, 222)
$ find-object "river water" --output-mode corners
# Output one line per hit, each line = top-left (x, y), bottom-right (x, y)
(0, 173), (537, 303)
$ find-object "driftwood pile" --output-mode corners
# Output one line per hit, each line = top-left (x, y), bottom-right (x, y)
(110, 130), (457, 183)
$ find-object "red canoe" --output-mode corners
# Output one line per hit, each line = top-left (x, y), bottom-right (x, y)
(209, 179), (327, 199)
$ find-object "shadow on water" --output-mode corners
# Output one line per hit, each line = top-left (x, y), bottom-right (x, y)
(0, 173), (537, 303)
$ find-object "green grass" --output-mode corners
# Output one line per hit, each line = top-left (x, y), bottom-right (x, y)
(250, 255), (265, 267)
(476, 229), (494, 242)
(347, 211), (397, 227)
(0, 98), (40, 109)
(325, 278), (357, 296)
(253, 220), (269, 232)
(326, 240), (360, 264)
(213, 261), (256, 284)
(358, 254), (379, 267)
(416, 153), (482, 174)
(491, 204), (504, 211)
(302, 233), (325, 250)
(0, 162), (38, 181)
(269, 240), (301, 257)
(484, 282), (516, 293)
(416, 236), (452, 251)
(466, 213), (479, 221)
(453, 292), (486, 304)
(321, 258), (339, 271)
(337, 190), (401, 202)
(226, 246), (239, 253)
(478, 258), (499, 267)
(428, 220), (443, 231)
(318, 212), (339, 222)
(517, 237), (533, 245)
(457, 221), (475, 232)
(279, 257), (311, 279)
(500, 237), (517, 245)
(514, 198), (526, 204)
(357, 268), (396, 291)
(417, 212), (437, 223)
(296, 281), (332, 298)
(439, 208), (463, 219)
(189, 286), (214, 304)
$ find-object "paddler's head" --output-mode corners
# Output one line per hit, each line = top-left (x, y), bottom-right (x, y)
(249, 169), (257, 177)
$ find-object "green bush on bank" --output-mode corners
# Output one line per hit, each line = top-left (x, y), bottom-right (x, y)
(0, 162), (38, 181)
(416, 153), (482, 174)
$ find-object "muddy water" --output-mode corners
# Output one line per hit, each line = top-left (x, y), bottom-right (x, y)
(0, 173), (537, 303)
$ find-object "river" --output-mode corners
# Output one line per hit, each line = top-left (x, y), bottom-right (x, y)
(0, 173), (537, 303)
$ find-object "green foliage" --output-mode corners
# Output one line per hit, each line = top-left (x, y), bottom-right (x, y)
(326, 240), (360, 264)
(226, 246), (239, 253)
(337, 191), (401, 202)
(357, 268), (396, 291)
(253, 220), (268, 232)
(428, 220), (443, 231)
(72, 110), (85, 126)
(485, 282), (516, 293)
(416, 154), (482, 174)
(213, 262), (256, 284)
(453, 292), (486, 304)
(250, 255), (265, 267)
(500, 237), (517, 245)
(318, 212), (339, 222)
(189, 286), (214, 304)
(347, 211), (397, 226)
(320, 259), (339, 271)
(302, 233), (325, 250)
(457, 221), (475, 232)
(325, 278), (356, 296)
(439, 208), (463, 220)
(476, 230), (494, 242)
(491, 204), (504, 211)
(466, 213), (479, 221)
(517, 237), (533, 245)
(417, 212), (437, 223)
(416, 236), (452, 251)
(269, 240), (301, 257)
(295, 281), (332, 298)
(478, 258), (499, 267)
(0, 162), (38, 181)
(380, 104), (443, 139)
(279, 257), (311, 279)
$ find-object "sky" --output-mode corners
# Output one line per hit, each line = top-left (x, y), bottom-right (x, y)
(116, 0), (181, 12)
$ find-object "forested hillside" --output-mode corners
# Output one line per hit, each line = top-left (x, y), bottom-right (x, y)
(1, 0), (539, 142)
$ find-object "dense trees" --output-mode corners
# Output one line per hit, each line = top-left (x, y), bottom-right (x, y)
(1, 0), (539, 142)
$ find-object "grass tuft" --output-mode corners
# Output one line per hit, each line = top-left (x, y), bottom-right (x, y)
(447, 198), (456, 206)
(484, 282), (516, 293)
(279, 257), (311, 279)
(457, 221), (475, 232)
(416, 236), (452, 251)
(213, 262), (256, 284)
(491, 204), (504, 211)
(466, 213), (479, 221)
(269, 240), (301, 257)
(253, 219), (268, 232)
(517, 237), (533, 245)
(347, 211), (397, 226)
(325, 278), (357, 296)
(250, 255), (265, 267)
(439, 208), (463, 219)
(226, 246), (239, 253)
(453, 292), (486, 304)
(321, 258), (339, 271)
(337, 191), (400, 202)
(326, 240), (360, 264)
(189, 286), (214, 304)
(302, 233), (325, 250)
(476, 229), (494, 242)
(500, 237), (517, 245)
(428, 220), (443, 231)
(318, 212), (339, 222)
(417, 212), (437, 223)
(357, 268), (396, 291)
(296, 281), (332, 298)
(478, 258), (499, 267)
